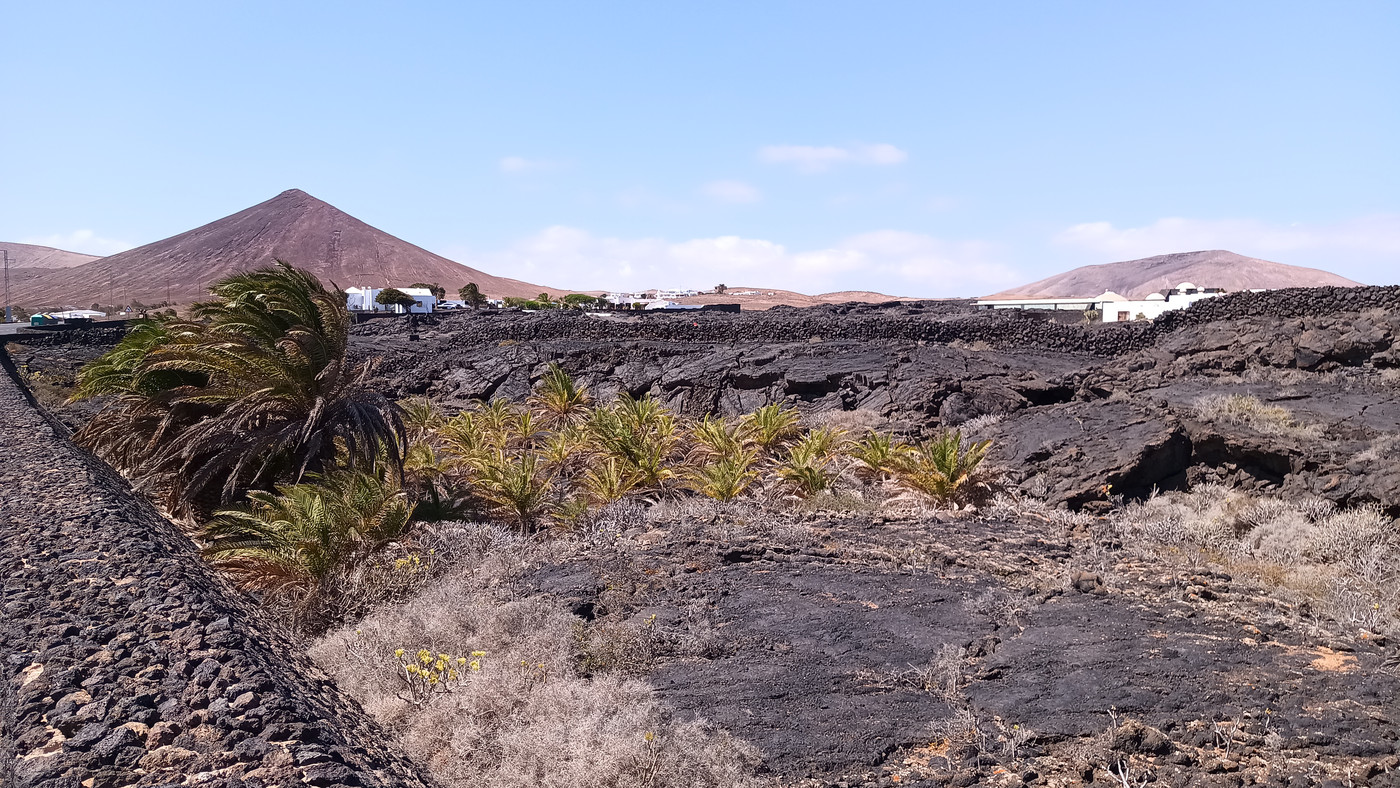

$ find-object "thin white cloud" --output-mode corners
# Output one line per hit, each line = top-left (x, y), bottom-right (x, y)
(498, 156), (556, 174)
(701, 180), (762, 204)
(448, 227), (1016, 297)
(20, 229), (133, 256)
(1054, 215), (1400, 283)
(758, 143), (909, 173)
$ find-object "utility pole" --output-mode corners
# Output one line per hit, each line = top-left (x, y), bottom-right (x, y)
(3, 249), (10, 323)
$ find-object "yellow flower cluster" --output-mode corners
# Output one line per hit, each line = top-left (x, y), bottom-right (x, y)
(393, 646), (487, 705)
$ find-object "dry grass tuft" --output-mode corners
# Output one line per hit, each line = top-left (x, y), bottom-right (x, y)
(1192, 393), (1323, 439)
(1113, 488), (1400, 635)
(1357, 433), (1400, 464)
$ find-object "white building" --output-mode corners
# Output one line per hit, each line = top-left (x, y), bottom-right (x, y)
(345, 286), (437, 314)
(974, 282), (1226, 322)
(656, 288), (699, 299)
(605, 292), (651, 305)
(1099, 282), (1226, 322)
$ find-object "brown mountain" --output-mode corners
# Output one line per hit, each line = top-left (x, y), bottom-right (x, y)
(987, 250), (1361, 300)
(0, 242), (101, 270)
(2, 242), (104, 295)
(11, 189), (566, 309)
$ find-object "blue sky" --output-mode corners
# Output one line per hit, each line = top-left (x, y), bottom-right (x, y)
(3, 1), (1396, 295)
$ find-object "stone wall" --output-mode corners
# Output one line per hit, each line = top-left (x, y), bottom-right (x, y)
(1155, 284), (1400, 329)
(0, 347), (434, 787)
(354, 285), (1400, 360)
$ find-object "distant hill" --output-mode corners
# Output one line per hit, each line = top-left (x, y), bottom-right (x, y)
(987, 250), (1361, 300)
(11, 189), (568, 309)
(673, 287), (908, 310)
(0, 242), (101, 269)
(1, 242), (102, 294)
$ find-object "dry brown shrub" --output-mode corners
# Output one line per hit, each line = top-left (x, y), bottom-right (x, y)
(309, 521), (762, 788)
(1113, 488), (1400, 636)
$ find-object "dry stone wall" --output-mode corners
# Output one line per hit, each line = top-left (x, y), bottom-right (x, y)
(0, 348), (433, 788)
(354, 286), (1400, 362)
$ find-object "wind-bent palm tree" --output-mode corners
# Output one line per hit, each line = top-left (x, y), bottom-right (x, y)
(72, 262), (405, 515)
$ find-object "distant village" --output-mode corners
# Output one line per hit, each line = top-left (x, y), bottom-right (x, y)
(341, 285), (738, 315)
(21, 281), (1241, 327)
(973, 281), (1231, 322)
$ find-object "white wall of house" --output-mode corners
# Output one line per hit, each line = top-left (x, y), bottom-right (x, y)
(345, 286), (436, 313)
(1101, 288), (1225, 322)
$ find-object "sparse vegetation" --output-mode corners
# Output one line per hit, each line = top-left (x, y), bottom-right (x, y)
(1113, 486), (1400, 635)
(309, 525), (763, 788)
(1192, 393), (1323, 439)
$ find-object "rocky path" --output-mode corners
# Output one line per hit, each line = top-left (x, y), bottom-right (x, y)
(0, 348), (433, 788)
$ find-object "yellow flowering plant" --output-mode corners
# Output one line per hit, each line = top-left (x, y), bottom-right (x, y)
(394, 646), (486, 705)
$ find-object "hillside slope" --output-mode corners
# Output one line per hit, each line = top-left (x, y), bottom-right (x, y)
(988, 250), (1360, 299)
(0, 241), (101, 269)
(11, 189), (567, 308)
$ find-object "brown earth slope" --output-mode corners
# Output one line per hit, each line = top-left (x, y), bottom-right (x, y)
(676, 287), (909, 310)
(0, 241), (101, 269)
(1, 242), (102, 292)
(11, 189), (568, 308)
(989, 250), (1361, 299)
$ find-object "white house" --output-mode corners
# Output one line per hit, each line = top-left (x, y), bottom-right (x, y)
(656, 288), (699, 299)
(345, 286), (437, 314)
(399, 287), (437, 314)
(975, 282), (1227, 322)
(1099, 282), (1226, 322)
(605, 292), (651, 305)
(974, 293), (1122, 312)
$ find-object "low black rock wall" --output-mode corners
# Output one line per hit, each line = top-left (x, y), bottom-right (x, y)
(0, 348), (433, 787)
(352, 285), (1400, 359)
(1155, 284), (1400, 329)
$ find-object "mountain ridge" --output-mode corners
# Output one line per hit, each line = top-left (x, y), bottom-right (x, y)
(987, 250), (1361, 300)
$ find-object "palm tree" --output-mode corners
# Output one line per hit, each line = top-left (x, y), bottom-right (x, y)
(459, 282), (486, 309)
(741, 404), (802, 453)
(892, 430), (992, 505)
(72, 262), (405, 515)
(202, 467), (412, 610)
(528, 364), (591, 426)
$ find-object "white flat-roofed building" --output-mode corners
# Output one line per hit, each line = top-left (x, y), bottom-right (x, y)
(345, 286), (437, 314)
(976, 282), (1228, 322)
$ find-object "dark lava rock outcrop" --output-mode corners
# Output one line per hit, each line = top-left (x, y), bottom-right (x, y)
(0, 349), (432, 787)
(526, 509), (1400, 786)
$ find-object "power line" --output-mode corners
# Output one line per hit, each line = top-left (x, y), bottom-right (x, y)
(3, 249), (10, 323)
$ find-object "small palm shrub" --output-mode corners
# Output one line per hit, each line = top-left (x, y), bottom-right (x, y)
(892, 430), (992, 506)
(686, 450), (759, 502)
(202, 467), (412, 615)
(741, 404), (801, 451)
(689, 414), (745, 461)
(469, 449), (555, 530)
(847, 431), (912, 482)
(530, 363), (592, 426)
(776, 427), (847, 497)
